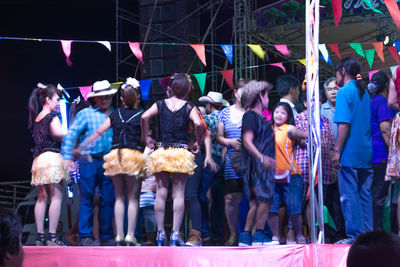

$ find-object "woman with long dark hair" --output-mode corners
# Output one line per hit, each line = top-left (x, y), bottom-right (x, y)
(28, 83), (69, 246)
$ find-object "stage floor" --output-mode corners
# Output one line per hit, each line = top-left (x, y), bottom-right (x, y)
(23, 244), (350, 267)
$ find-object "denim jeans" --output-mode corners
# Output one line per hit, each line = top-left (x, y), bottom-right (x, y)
(338, 166), (373, 240)
(372, 163), (390, 230)
(78, 157), (115, 241)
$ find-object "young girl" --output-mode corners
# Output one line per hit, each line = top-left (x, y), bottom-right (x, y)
(238, 80), (276, 246)
(28, 83), (70, 246)
(78, 77), (145, 246)
(268, 102), (307, 244)
(141, 73), (205, 246)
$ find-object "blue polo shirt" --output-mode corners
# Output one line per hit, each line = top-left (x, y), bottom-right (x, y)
(334, 80), (372, 168)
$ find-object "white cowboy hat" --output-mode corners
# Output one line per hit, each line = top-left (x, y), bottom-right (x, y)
(87, 80), (118, 98)
(198, 91), (229, 107)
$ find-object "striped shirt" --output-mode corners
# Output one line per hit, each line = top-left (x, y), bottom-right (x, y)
(218, 106), (242, 180)
(140, 175), (156, 208)
(61, 107), (113, 160)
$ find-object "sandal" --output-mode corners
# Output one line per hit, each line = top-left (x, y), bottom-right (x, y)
(46, 233), (66, 246)
(35, 233), (46, 246)
(224, 235), (238, 246)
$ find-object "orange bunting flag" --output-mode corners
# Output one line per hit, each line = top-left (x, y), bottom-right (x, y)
(220, 69), (234, 89)
(327, 44), (342, 59)
(372, 42), (384, 62)
(384, 0), (400, 29)
(388, 46), (400, 63)
(128, 42), (144, 64)
(190, 44), (207, 66)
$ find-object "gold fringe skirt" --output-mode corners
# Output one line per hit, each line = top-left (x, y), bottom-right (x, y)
(31, 151), (70, 186)
(103, 148), (146, 177)
(146, 147), (196, 175)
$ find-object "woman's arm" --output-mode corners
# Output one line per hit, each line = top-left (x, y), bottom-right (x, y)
(203, 133), (218, 172)
(242, 129), (275, 170)
(141, 103), (158, 148)
(50, 116), (64, 140)
(216, 121), (241, 151)
(189, 106), (206, 145)
(388, 71), (400, 111)
(380, 120), (392, 147)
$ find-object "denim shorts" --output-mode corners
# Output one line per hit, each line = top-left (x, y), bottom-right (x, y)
(269, 174), (303, 215)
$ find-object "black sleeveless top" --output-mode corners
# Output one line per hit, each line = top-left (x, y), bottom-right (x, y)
(31, 112), (61, 158)
(109, 107), (143, 150)
(156, 99), (195, 146)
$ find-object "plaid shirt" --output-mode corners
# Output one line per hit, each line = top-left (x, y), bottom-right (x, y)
(204, 110), (223, 159)
(61, 107), (113, 160)
(294, 111), (335, 184)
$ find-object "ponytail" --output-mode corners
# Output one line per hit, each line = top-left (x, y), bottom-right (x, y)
(28, 88), (40, 130)
(336, 57), (365, 99)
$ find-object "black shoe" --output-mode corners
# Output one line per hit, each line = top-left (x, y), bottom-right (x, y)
(46, 233), (66, 246)
(79, 237), (100, 246)
(100, 239), (119, 246)
(35, 233), (46, 246)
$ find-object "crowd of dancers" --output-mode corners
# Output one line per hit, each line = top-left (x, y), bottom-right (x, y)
(27, 56), (400, 247)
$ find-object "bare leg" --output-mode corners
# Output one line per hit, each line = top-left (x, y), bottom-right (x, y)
(224, 192), (242, 240)
(154, 172), (170, 232)
(112, 175), (126, 238)
(244, 199), (257, 232)
(171, 173), (187, 232)
(35, 185), (48, 234)
(126, 175), (142, 237)
(268, 213), (280, 237)
(48, 182), (64, 233)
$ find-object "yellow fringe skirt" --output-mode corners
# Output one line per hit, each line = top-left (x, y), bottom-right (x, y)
(146, 147), (197, 176)
(103, 148), (146, 177)
(31, 151), (70, 186)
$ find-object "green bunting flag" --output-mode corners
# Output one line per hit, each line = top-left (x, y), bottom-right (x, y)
(349, 43), (365, 58)
(193, 73), (207, 95)
(365, 49), (375, 69)
(362, 0), (384, 14)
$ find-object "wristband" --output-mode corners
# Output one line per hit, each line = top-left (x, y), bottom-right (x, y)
(259, 152), (264, 164)
(225, 140), (229, 147)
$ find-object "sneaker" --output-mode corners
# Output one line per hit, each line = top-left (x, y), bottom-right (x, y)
(170, 230), (185, 246)
(239, 231), (252, 247)
(156, 231), (168, 246)
(125, 235), (141, 246)
(79, 237), (100, 246)
(46, 233), (66, 246)
(186, 230), (202, 246)
(251, 231), (266, 246)
(335, 238), (353, 244)
(263, 235), (280, 246)
(296, 235), (307, 245)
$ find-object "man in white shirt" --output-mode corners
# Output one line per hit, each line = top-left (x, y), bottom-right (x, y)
(276, 74), (301, 116)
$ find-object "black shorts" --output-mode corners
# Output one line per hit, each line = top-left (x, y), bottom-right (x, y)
(225, 179), (243, 194)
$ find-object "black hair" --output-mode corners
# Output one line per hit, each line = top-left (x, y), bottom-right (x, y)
(347, 230), (400, 267)
(336, 57), (365, 99)
(0, 209), (22, 266)
(368, 70), (390, 95)
(276, 74), (300, 98)
(28, 84), (62, 130)
(271, 102), (295, 126)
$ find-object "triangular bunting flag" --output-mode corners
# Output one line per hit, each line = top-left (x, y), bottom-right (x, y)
(332, 0), (343, 26)
(327, 44), (341, 59)
(391, 65), (399, 75)
(384, 0), (400, 29)
(138, 79), (152, 101)
(388, 46), (400, 63)
(220, 44), (233, 64)
(97, 41), (111, 52)
(247, 44), (266, 60)
(190, 44), (207, 66)
(274, 45), (291, 56)
(128, 42), (144, 64)
(349, 43), (365, 58)
(61, 40), (72, 67)
(269, 62), (286, 73)
(362, 0), (383, 14)
(79, 86), (92, 101)
(394, 41), (400, 53)
(365, 49), (375, 69)
(298, 59), (306, 66)
(193, 73), (207, 95)
(369, 70), (379, 80)
(220, 69), (234, 89)
(319, 44), (329, 62)
(372, 42), (384, 62)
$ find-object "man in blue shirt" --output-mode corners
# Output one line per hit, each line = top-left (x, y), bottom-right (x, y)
(332, 57), (373, 244)
(62, 80), (116, 246)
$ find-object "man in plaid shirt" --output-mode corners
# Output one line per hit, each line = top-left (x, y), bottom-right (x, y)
(62, 80), (116, 246)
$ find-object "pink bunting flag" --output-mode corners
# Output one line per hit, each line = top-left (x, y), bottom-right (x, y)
(274, 45), (291, 56)
(61, 40), (72, 67)
(372, 42), (384, 62)
(269, 62), (286, 73)
(384, 0), (400, 29)
(190, 44), (207, 66)
(388, 46), (400, 63)
(327, 44), (342, 59)
(128, 42), (144, 64)
(79, 86), (92, 101)
(368, 70), (379, 81)
(332, 0), (343, 26)
(220, 69), (234, 89)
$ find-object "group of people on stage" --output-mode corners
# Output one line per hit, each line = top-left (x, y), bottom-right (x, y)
(27, 56), (400, 247)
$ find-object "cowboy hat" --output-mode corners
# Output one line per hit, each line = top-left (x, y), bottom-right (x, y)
(198, 91), (229, 107)
(87, 80), (118, 98)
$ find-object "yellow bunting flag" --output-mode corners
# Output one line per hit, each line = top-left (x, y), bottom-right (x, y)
(298, 59), (306, 66)
(247, 44), (266, 60)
